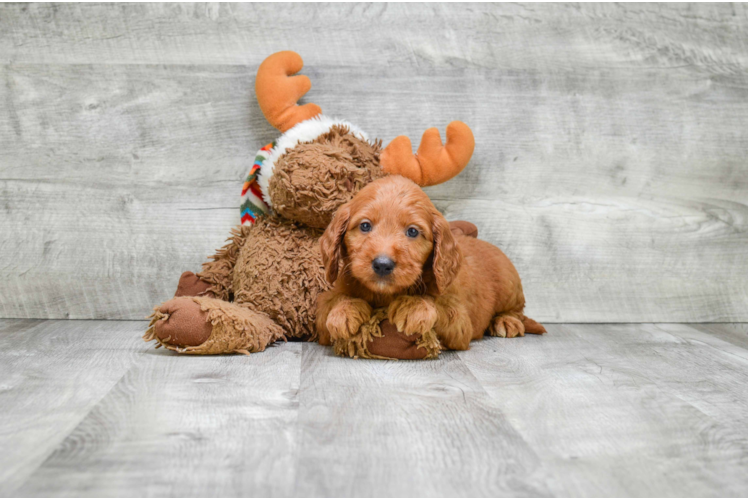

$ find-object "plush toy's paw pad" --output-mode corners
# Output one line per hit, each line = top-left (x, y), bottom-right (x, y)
(327, 299), (372, 341)
(448, 220), (478, 238)
(489, 314), (525, 338)
(175, 271), (214, 298)
(388, 296), (437, 336)
(366, 320), (431, 360)
(331, 309), (441, 360)
(150, 297), (212, 347)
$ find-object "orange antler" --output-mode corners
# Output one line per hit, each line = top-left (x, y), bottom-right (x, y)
(255, 51), (322, 132)
(380, 121), (475, 186)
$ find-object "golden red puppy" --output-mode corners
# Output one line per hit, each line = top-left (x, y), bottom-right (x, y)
(317, 175), (545, 351)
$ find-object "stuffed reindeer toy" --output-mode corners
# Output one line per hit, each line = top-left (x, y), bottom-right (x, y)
(144, 51), (477, 359)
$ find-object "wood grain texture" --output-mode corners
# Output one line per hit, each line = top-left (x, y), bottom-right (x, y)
(1, 3), (747, 321)
(3, 320), (748, 496)
(459, 323), (748, 497)
(16, 341), (302, 497)
(294, 345), (550, 497)
(0, 320), (146, 495)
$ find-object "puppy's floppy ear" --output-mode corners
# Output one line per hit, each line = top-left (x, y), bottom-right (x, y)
(431, 210), (462, 293)
(319, 203), (351, 285)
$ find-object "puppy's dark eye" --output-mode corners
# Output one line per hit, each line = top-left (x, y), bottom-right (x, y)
(406, 227), (419, 238)
(359, 221), (372, 233)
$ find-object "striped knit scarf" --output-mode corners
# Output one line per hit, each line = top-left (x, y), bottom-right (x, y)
(240, 142), (274, 225)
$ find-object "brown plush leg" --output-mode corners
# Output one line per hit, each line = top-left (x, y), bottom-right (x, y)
(196, 225), (254, 301)
(144, 296), (284, 355)
(151, 297), (213, 346)
(175, 271), (214, 298)
(366, 320), (431, 360)
(449, 220), (478, 238)
(331, 309), (441, 360)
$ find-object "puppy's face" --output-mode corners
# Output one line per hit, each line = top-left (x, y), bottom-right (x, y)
(320, 175), (461, 295)
(344, 182), (434, 294)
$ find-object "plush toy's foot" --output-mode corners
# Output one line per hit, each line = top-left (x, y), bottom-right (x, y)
(332, 309), (441, 360)
(149, 297), (213, 347)
(366, 320), (433, 360)
(144, 296), (285, 355)
(449, 220), (478, 238)
(175, 271), (214, 298)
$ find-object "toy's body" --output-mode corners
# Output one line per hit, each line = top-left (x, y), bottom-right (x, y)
(144, 51), (477, 358)
(147, 216), (325, 352)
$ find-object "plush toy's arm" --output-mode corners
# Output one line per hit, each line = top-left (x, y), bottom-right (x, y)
(195, 225), (253, 301)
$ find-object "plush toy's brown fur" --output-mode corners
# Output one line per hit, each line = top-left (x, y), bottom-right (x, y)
(269, 127), (385, 229)
(145, 127), (381, 353)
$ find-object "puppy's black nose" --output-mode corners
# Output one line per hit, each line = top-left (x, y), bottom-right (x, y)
(372, 256), (396, 277)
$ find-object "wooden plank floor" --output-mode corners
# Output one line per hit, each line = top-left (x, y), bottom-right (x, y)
(1, 321), (747, 497)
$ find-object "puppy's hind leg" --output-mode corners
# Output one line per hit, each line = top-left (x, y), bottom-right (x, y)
(489, 312), (526, 338)
(434, 294), (473, 350)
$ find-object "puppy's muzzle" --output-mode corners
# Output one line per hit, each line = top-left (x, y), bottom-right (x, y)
(372, 256), (396, 277)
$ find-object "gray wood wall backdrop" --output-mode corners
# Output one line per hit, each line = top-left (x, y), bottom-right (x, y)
(1, 3), (747, 322)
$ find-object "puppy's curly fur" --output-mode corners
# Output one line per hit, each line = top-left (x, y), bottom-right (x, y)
(317, 175), (545, 350)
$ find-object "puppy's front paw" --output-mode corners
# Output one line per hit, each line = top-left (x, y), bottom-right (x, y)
(327, 299), (373, 341)
(388, 296), (437, 336)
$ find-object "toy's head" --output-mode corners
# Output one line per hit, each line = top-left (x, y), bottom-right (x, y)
(241, 51), (476, 230)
